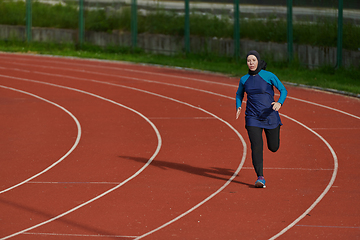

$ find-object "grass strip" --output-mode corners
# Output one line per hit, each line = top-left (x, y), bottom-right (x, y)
(1, 0), (360, 50)
(0, 40), (359, 96)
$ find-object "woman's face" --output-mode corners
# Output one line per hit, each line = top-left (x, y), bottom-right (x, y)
(247, 55), (258, 71)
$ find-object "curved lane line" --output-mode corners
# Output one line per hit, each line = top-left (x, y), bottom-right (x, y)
(0, 74), (246, 239)
(29, 70), (341, 239)
(0, 58), (349, 238)
(3, 71), (337, 239)
(57, 70), (337, 240)
(1, 68), (340, 239)
(0, 56), (237, 88)
(0, 79), (163, 240)
(269, 113), (338, 240)
(25, 68), (360, 125)
(0, 85), (82, 194)
(284, 95), (360, 120)
(1, 58), (359, 120)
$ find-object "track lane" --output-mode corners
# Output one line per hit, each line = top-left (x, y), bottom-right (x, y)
(0, 77), (162, 239)
(0, 86), (80, 193)
(0, 72), (246, 239)
(1, 53), (358, 239)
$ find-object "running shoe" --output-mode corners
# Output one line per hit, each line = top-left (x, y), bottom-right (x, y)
(255, 176), (266, 188)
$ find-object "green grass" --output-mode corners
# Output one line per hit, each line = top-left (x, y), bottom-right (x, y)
(1, 40), (359, 96)
(1, 0), (360, 50)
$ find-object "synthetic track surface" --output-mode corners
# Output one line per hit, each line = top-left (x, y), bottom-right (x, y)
(0, 53), (359, 240)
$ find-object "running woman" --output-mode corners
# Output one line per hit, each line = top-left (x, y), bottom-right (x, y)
(236, 50), (287, 188)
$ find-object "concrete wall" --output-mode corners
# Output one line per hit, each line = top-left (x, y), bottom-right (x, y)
(1, 24), (359, 68)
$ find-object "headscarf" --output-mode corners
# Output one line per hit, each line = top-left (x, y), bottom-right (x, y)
(246, 50), (267, 75)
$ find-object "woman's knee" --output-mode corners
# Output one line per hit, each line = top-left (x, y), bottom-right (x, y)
(265, 125), (280, 152)
(268, 145), (279, 152)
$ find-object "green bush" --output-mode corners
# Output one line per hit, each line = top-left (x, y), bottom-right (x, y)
(0, 0), (359, 50)
(1, 39), (359, 94)
(0, 0), (25, 25)
(32, 2), (78, 29)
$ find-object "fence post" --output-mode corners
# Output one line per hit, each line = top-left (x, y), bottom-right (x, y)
(233, 0), (240, 62)
(336, 0), (343, 68)
(26, 0), (32, 42)
(131, 0), (138, 48)
(287, 0), (293, 62)
(184, 0), (190, 53)
(78, 0), (84, 47)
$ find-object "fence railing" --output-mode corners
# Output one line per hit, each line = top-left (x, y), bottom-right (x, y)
(21, 0), (347, 67)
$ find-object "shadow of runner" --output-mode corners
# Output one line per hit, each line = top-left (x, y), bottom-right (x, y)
(119, 156), (253, 187)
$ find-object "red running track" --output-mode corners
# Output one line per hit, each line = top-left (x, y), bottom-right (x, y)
(0, 53), (359, 240)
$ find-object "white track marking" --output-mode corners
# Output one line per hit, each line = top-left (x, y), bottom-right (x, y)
(0, 65), (341, 239)
(28, 181), (122, 185)
(0, 74), (246, 240)
(135, 114), (339, 239)
(0, 63), (231, 100)
(0, 85), (82, 194)
(268, 113), (338, 240)
(10, 56), (360, 119)
(241, 167), (333, 171)
(22, 232), (137, 238)
(311, 127), (360, 130)
(0, 55), (237, 87)
(0, 76), (163, 240)
(148, 117), (217, 119)
(295, 224), (360, 229)
(0, 58), (359, 121)
(2, 71), (335, 239)
(0, 55), (354, 238)
(285, 95), (360, 120)
(135, 154), (246, 239)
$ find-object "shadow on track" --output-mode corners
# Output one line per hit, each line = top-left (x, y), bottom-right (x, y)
(119, 156), (253, 188)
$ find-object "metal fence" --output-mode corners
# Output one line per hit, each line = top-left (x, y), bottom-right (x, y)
(22, 0), (350, 67)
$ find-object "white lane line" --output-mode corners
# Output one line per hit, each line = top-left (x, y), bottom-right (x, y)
(0, 58), (350, 238)
(28, 181), (121, 185)
(148, 117), (217, 119)
(1, 58), (359, 121)
(37, 71), (339, 239)
(0, 85), (82, 194)
(285, 95), (360, 121)
(6, 56), (357, 122)
(2, 68), (340, 238)
(0, 55), (237, 87)
(13, 55), (359, 240)
(26, 165), (333, 186)
(0, 64), (230, 100)
(20, 69), (338, 240)
(0, 76), (163, 240)
(311, 127), (360, 130)
(0, 73), (247, 240)
(295, 225), (360, 229)
(0, 65), (233, 103)
(268, 113), (338, 240)
(22, 232), (137, 238)
(241, 167), (333, 171)
(136, 113), (339, 239)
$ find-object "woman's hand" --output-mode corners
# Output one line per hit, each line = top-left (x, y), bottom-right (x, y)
(271, 102), (282, 111)
(236, 107), (241, 119)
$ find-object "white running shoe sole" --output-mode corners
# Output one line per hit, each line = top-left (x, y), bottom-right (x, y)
(255, 181), (266, 188)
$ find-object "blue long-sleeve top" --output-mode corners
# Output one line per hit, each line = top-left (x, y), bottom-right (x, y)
(236, 70), (287, 129)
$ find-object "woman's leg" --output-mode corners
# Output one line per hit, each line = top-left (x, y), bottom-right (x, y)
(264, 125), (281, 152)
(245, 126), (264, 177)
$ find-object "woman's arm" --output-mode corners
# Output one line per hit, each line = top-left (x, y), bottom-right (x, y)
(270, 74), (287, 105)
(236, 107), (241, 119)
(236, 80), (245, 109)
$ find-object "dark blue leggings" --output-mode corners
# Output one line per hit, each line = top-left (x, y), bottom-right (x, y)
(245, 125), (281, 177)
